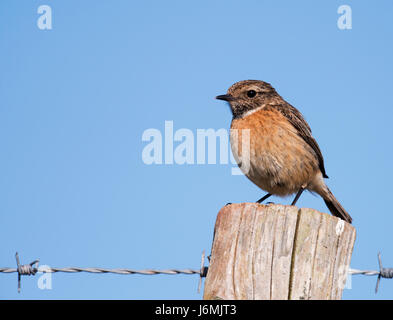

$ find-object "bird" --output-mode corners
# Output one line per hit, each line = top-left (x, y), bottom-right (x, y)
(216, 80), (352, 223)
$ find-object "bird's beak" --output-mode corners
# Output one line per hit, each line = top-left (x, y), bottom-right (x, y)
(215, 94), (235, 102)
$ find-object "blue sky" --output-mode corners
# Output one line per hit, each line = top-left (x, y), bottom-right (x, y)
(1, 0), (393, 299)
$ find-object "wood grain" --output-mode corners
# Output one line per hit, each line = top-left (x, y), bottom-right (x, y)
(203, 203), (356, 300)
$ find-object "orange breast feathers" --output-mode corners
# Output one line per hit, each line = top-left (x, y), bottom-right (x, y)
(230, 107), (319, 196)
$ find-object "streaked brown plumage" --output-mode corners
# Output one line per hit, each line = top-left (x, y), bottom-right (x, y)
(216, 80), (352, 223)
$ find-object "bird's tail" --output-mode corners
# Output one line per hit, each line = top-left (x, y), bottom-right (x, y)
(322, 187), (352, 224)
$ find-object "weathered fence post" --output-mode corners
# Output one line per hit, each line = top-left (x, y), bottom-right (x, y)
(203, 203), (356, 300)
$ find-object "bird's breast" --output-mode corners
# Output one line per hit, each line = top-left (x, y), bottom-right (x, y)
(230, 107), (319, 196)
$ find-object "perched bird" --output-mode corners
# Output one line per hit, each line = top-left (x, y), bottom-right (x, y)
(216, 80), (352, 223)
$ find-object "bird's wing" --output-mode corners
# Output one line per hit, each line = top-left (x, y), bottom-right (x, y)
(270, 103), (329, 178)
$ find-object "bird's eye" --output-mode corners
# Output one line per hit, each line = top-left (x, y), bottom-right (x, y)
(247, 90), (257, 98)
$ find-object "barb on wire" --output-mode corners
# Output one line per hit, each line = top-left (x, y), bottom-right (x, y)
(15, 252), (39, 293)
(348, 252), (393, 293)
(0, 252), (208, 293)
(198, 250), (208, 294)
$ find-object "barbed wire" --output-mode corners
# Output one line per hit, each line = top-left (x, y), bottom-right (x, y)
(0, 252), (391, 294)
(348, 253), (393, 293)
(0, 252), (208, 293)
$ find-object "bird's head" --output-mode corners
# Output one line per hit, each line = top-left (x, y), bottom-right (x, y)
(216, 80), (278, 118)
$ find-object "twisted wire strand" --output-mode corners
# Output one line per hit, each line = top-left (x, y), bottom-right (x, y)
(2, 252), (208, 293)
(2, 266), (389, 277)
(349, 269), (380, 276)
(0, 266), (202, 276)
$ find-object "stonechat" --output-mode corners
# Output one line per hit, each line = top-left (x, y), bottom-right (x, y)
(216, 80), (352, 223)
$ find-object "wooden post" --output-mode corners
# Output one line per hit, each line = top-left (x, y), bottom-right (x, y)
(203, 203), (356, 300)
